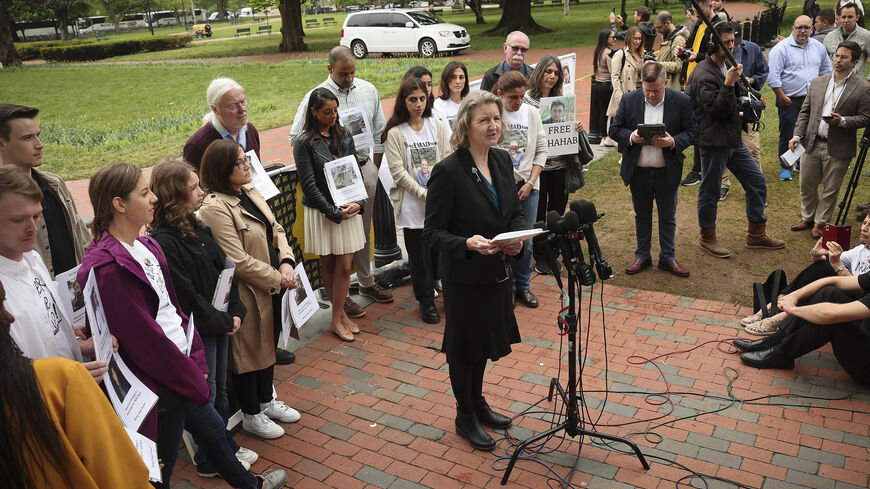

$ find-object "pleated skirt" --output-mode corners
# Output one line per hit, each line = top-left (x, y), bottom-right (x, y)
(303, 205), (365, 256)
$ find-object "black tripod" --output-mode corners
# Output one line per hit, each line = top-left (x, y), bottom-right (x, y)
(499, 223), (649, 485)
(835, 126), (870, 225)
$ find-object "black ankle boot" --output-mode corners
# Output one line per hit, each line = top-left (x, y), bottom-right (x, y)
(473, 398), (511, 429)
(455, 408), (495, 450)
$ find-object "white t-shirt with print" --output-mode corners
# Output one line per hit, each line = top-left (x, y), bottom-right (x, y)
(396, 117), (440, 230)
(432, 97), (461, 139)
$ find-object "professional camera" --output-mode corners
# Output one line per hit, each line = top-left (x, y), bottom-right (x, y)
(677, 48), (694, 61)
(643, 49), (657, 62)
(738, 90), (764, 125)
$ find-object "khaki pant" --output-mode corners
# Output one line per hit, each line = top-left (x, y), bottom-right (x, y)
(351, 159), (379, 288)
(722, 128), (762, 189)
(800, 140), (851, 224)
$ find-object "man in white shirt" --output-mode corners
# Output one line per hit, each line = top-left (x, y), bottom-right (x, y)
(609, 62), (697, 277)
(0, 166), (109, 382)
(789, 41), (870, 237)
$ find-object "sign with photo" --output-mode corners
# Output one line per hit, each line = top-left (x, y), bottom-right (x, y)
(339, 106), (375, 151)
(55, 264), (85, 325)
(280, 264), (317, 346)
(84, 269), (158, 432)
(498, 106), (530, 171)
(245, 150), (280, 201)
(540, 95), (579, 157)
(324, 154), (367, 205)
(561, 53), (576, 95)
(408, 145), (436, 189)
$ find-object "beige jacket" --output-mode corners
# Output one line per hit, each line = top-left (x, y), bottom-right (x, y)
(385, 117), (451, 214)
(658, 26), (690, 90)
(198, 185), (295, 374)
(32, 169), (92, 278)
(795, 73), (870, 160)
(606, 48), (643, 118)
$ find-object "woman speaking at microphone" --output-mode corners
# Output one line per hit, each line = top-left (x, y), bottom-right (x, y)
(423, 91), (526, 451)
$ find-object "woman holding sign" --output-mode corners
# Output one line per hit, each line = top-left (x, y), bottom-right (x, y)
(78, 163), (286, 488)
(199, 140), (302, 443)
(384, 77), (452, 324)
(523, 55), (583, 275)
(423, 91), (525, 451)
(148, 158), (260, 477)
(293, 87), (366, 343)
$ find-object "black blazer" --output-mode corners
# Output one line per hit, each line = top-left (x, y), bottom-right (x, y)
(610, 88), (697, 190)
(150, 223), (246, 337)
(294, 131), (365, 224)
(423, 147), (525, 286)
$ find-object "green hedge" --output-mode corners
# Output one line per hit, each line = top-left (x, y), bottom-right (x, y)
(15, 39), (92, 61)
(35, 35), (192, 62)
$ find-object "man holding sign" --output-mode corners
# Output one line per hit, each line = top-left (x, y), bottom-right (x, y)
(289, 46), (394, 319)
(610, 62), (697, 277)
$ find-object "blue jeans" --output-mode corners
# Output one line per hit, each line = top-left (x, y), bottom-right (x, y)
(629, 168), (678, 261)
(777, 96), (804, 168)
(698, 145), (767, 229)
(512, 188), (539, 291)
(154, 399), (257, 489)
(193, 334), (239, 467)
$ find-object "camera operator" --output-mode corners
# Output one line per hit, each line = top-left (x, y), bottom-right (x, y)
(676, 0), (724, 187)
(685, 23), (785, 258)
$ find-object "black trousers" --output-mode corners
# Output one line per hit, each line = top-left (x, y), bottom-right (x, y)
(590, 80), (613, 138)
(448, 360), (486, 414)
(766, 286), (870, 387)
(534, 168), (568, 264)
(232, 365), (274, 414)
(403, 228), (435, 305)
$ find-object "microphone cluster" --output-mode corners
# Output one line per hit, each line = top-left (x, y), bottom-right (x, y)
(533, 200), (613, 286)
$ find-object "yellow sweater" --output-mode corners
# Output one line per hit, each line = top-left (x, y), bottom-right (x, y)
(28, 358), (151, 489)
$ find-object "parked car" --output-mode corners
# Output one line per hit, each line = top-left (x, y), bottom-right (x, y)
(339, 8), (470, 58)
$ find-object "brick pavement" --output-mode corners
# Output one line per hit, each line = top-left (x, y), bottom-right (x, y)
(168, 274), (870, 489)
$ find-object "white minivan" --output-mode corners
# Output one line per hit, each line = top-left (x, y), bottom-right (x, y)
(340, 9), (470, 58)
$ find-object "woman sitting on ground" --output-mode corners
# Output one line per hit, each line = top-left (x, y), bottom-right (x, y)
(148, 157), (260, 477)
(293, 87), (366, 342)
(742, 209), (870, 335)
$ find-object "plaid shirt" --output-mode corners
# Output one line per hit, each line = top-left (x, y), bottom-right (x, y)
(288, 75), (386, 158)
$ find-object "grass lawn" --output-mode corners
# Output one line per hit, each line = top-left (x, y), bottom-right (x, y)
(0, 58), (493, 180)
(576, 84), (870, 305)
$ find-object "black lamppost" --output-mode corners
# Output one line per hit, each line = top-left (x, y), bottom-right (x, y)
(372, 181), (402, 267)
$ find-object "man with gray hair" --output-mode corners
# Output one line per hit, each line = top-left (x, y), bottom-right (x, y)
(289, 46), (393, 319)
(184, 77), (261, 171)
(479, 31), (532, 92)
(609, 62), (697, 277)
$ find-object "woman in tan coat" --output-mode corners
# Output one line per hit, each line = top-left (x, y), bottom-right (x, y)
(198, 140), (301, 441)
(606, 26), (644, 119)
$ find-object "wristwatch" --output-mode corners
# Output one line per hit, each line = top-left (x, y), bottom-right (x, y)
(836, 265), (846, 272)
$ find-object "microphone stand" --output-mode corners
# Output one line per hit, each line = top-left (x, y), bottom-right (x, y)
(500, 228), (649, 485)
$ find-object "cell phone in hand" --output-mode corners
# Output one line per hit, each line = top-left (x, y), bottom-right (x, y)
(823, 114), (834, 121)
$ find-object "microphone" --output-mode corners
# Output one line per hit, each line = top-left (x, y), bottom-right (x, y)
(538, 212), (565, 288)
(562, 211), (595, 286)
(570, 200), (613, 280)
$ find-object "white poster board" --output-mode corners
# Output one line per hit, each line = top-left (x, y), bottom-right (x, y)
(339, 106), (375, 151)
(84, 270), (158, 432)
(324, 154), (367, 206)
(540, 95), (579, 157)
(55, 264), (85, 325)
(211, 258), (236, 312)
(125, 428), (162, 483)
(246, 150), (280, 200)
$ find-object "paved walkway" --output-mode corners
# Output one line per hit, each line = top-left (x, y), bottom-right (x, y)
(166, 276), (870, 489)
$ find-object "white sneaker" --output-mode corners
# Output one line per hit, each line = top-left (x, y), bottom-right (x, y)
(236, 446), (259, 466)
(257, 470), (288, 489)
(197, 459), (249, 478)
(601, 137), (618, 147)
(263, 400), (301, 423)
(242, 413), (285, 439)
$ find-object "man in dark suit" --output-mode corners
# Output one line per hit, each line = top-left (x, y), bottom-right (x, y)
(610, 62), (698, 277)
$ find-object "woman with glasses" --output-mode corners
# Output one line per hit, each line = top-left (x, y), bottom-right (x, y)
(184, 77), (261, 172)
(592, 28), (619, 147)
(198, 140), (302, 442)
(293, 88), (366, 342)
(606, 26), (644, 123)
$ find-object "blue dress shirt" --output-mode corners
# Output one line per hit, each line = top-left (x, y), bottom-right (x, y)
(768, 35), (832, 97)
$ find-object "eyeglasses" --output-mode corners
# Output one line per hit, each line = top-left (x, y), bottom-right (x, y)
(794, 25), (812, 30)
(234, 158), (250, 169)
(222, 97), (250, 112)
(507, 44), (529, 53)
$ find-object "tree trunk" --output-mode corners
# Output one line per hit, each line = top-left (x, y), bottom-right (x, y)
(0, 0), (21, 67)
(217, 0), (228, 20)
(278, 0), (306, 52)
(101, 1), (122, 34)
(467, 0), (485, 23)
(57, 17), (71, 40)
(481, 0), (550, 36)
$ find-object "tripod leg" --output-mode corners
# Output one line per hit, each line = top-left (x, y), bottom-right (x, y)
(499, 422), (570, 485)
(836, 127), (869, 225)
(575, 428), (651, 469)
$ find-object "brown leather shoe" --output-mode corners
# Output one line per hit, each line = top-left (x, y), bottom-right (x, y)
(625, 257), (652, 275)
(657, 259), (690, 277)
(790, 219), (813, 231)
(343, 297), (365, 318)
(359, 284), (394, 303)
(811, 223), (824, 239)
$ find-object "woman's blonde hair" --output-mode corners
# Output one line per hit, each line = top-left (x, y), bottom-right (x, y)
(449, 91), (506, 149)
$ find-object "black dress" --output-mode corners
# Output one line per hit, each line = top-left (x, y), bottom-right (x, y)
(424, 147), (526, 363)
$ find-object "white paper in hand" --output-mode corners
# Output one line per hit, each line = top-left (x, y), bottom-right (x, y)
(339, 106), (375, 151)
(324, 155), (367, 206)
(246, 150), (280, 200)
(211, 258), (235, 312)
(288, 264), (317, 330)
(491, 229), (546, 245)
(55, 264), (85, 325)
(781, 143), (805, 168)
(125, 428), (162, 482)
(83, 269), (113, 363)
(281, 289), (294, 347)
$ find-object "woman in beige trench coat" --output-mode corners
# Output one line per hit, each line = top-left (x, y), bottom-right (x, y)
(199, 139), (302, 441)
(606, 26), (645, 119)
